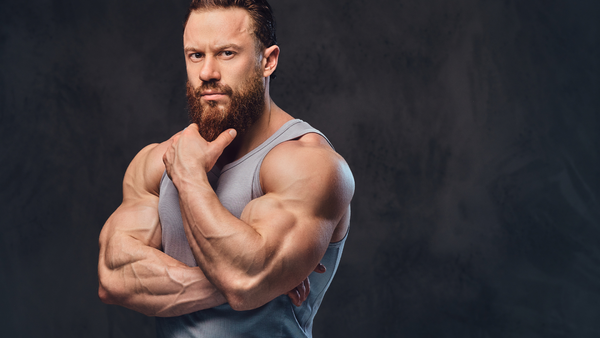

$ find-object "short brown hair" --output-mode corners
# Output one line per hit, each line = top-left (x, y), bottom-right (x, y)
(184, 0), (278, 79)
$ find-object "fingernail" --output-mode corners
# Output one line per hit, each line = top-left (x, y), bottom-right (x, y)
(229, 129), (237, 137)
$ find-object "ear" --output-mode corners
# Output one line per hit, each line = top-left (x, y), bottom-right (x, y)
(262, 45), (280, 78)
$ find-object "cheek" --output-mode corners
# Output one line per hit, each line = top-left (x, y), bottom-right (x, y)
(186, 62), (202, 85)
(187, 70), (199, 87)
(230, 63), (260, 88)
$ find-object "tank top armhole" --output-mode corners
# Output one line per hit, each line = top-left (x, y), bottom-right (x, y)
(251, 158), (265, 199)
(329, 225), (350, 247)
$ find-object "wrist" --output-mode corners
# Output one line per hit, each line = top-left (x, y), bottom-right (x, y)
(174, 171), (213, 198)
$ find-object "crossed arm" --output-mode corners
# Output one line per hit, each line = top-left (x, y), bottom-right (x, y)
(163, 125), (354, 311)
(98, 124), (354, 315)
(97, 139), (325, 316)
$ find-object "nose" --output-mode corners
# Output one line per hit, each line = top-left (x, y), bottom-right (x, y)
(199, 56), (220, 82)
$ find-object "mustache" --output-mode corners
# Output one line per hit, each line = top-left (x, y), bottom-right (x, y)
(195, 81), (234, 96)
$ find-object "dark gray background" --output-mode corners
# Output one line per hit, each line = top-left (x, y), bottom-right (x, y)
(1, 0), (599, 337)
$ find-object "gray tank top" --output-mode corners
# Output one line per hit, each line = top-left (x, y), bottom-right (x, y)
(156, 119), (348, 338)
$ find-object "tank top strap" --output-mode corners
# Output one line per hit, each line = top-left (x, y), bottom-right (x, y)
(242, 119), (333, 199)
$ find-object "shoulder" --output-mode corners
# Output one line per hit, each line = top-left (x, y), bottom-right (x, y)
(260, 133), (355, 216)
(122, 135), (176, 199)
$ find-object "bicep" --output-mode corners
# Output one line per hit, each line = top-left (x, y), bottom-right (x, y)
(102, 201), (162, 249)
(100, 142), (169, 254)
(238, 194), (330, 294)
(239, 151), (353, 289)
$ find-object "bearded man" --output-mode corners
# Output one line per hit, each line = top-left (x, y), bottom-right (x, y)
(97, 0), (354, 337)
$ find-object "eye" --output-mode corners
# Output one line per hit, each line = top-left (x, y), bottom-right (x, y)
(221, 50), (235, 58)
(190, 52), (203, 60)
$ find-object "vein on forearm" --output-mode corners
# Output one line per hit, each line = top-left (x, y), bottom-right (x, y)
(178, 183), (267, 282)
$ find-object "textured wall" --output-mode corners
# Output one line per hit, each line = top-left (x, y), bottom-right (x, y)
(1, 0), (599, 337)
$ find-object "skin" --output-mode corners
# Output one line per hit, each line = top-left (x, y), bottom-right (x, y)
(98, 7), (354, 315)
(98, 141), (226, 317)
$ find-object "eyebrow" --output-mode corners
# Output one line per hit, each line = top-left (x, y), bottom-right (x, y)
(183, 43), (243, 53)
(183, 46), (197, 53)
(215, 43), (243, 51)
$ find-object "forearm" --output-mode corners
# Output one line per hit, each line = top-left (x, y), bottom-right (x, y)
(178, 181), (256, 271)
(99, 234), (226, 317)
(163, 126), (342, 310)
(177, 179), (297, 310)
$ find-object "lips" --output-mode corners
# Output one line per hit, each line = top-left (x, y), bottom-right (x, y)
(201, 90), (223, 96)
(201, 91), (226, 100)
(197, 83), (233, 100)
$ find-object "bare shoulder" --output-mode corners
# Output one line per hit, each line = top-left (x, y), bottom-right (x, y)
(122, 136), (174, 199)
(260, 133), (355, 218)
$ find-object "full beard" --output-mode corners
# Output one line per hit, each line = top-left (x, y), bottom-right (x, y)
(186, 69), (265, 142)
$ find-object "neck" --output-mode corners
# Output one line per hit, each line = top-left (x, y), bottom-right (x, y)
(217, 97), (293, 168)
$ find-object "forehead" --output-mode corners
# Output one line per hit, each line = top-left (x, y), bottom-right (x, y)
(184, 8), (254, 48)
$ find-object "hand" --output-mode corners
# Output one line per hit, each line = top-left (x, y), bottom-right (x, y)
(163, 124), (237, 183)
(286, 263), (326, 307)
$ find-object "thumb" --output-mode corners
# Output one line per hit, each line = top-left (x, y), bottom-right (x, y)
(211, 129), (237, 151)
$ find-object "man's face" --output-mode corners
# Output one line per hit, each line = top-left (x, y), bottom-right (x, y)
(183, 8), (266, 141)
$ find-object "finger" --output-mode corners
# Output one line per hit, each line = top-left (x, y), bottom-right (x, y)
(163, 136), (176, 162)
(294, 289), (302, 306)
(287, 289), (301, 307)
(211, 128), (237, 151)
(314, 263), (326, 274)
(301, 278), (311, 304)
(178, 124), (198, 139)
(296, 280), (307, 304)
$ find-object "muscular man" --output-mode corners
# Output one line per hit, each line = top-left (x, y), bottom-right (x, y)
(98, 0), (354, 336)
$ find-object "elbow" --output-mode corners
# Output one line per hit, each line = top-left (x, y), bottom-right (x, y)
(98, 277), (123, 305)
(98, 283), (113, 304)
(220, 278), (265, 311)
(227, 294), (255, 312)
(227, 294), (259, 312)
(97, 272), (127, 306)
(98, 267), (114, 304)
